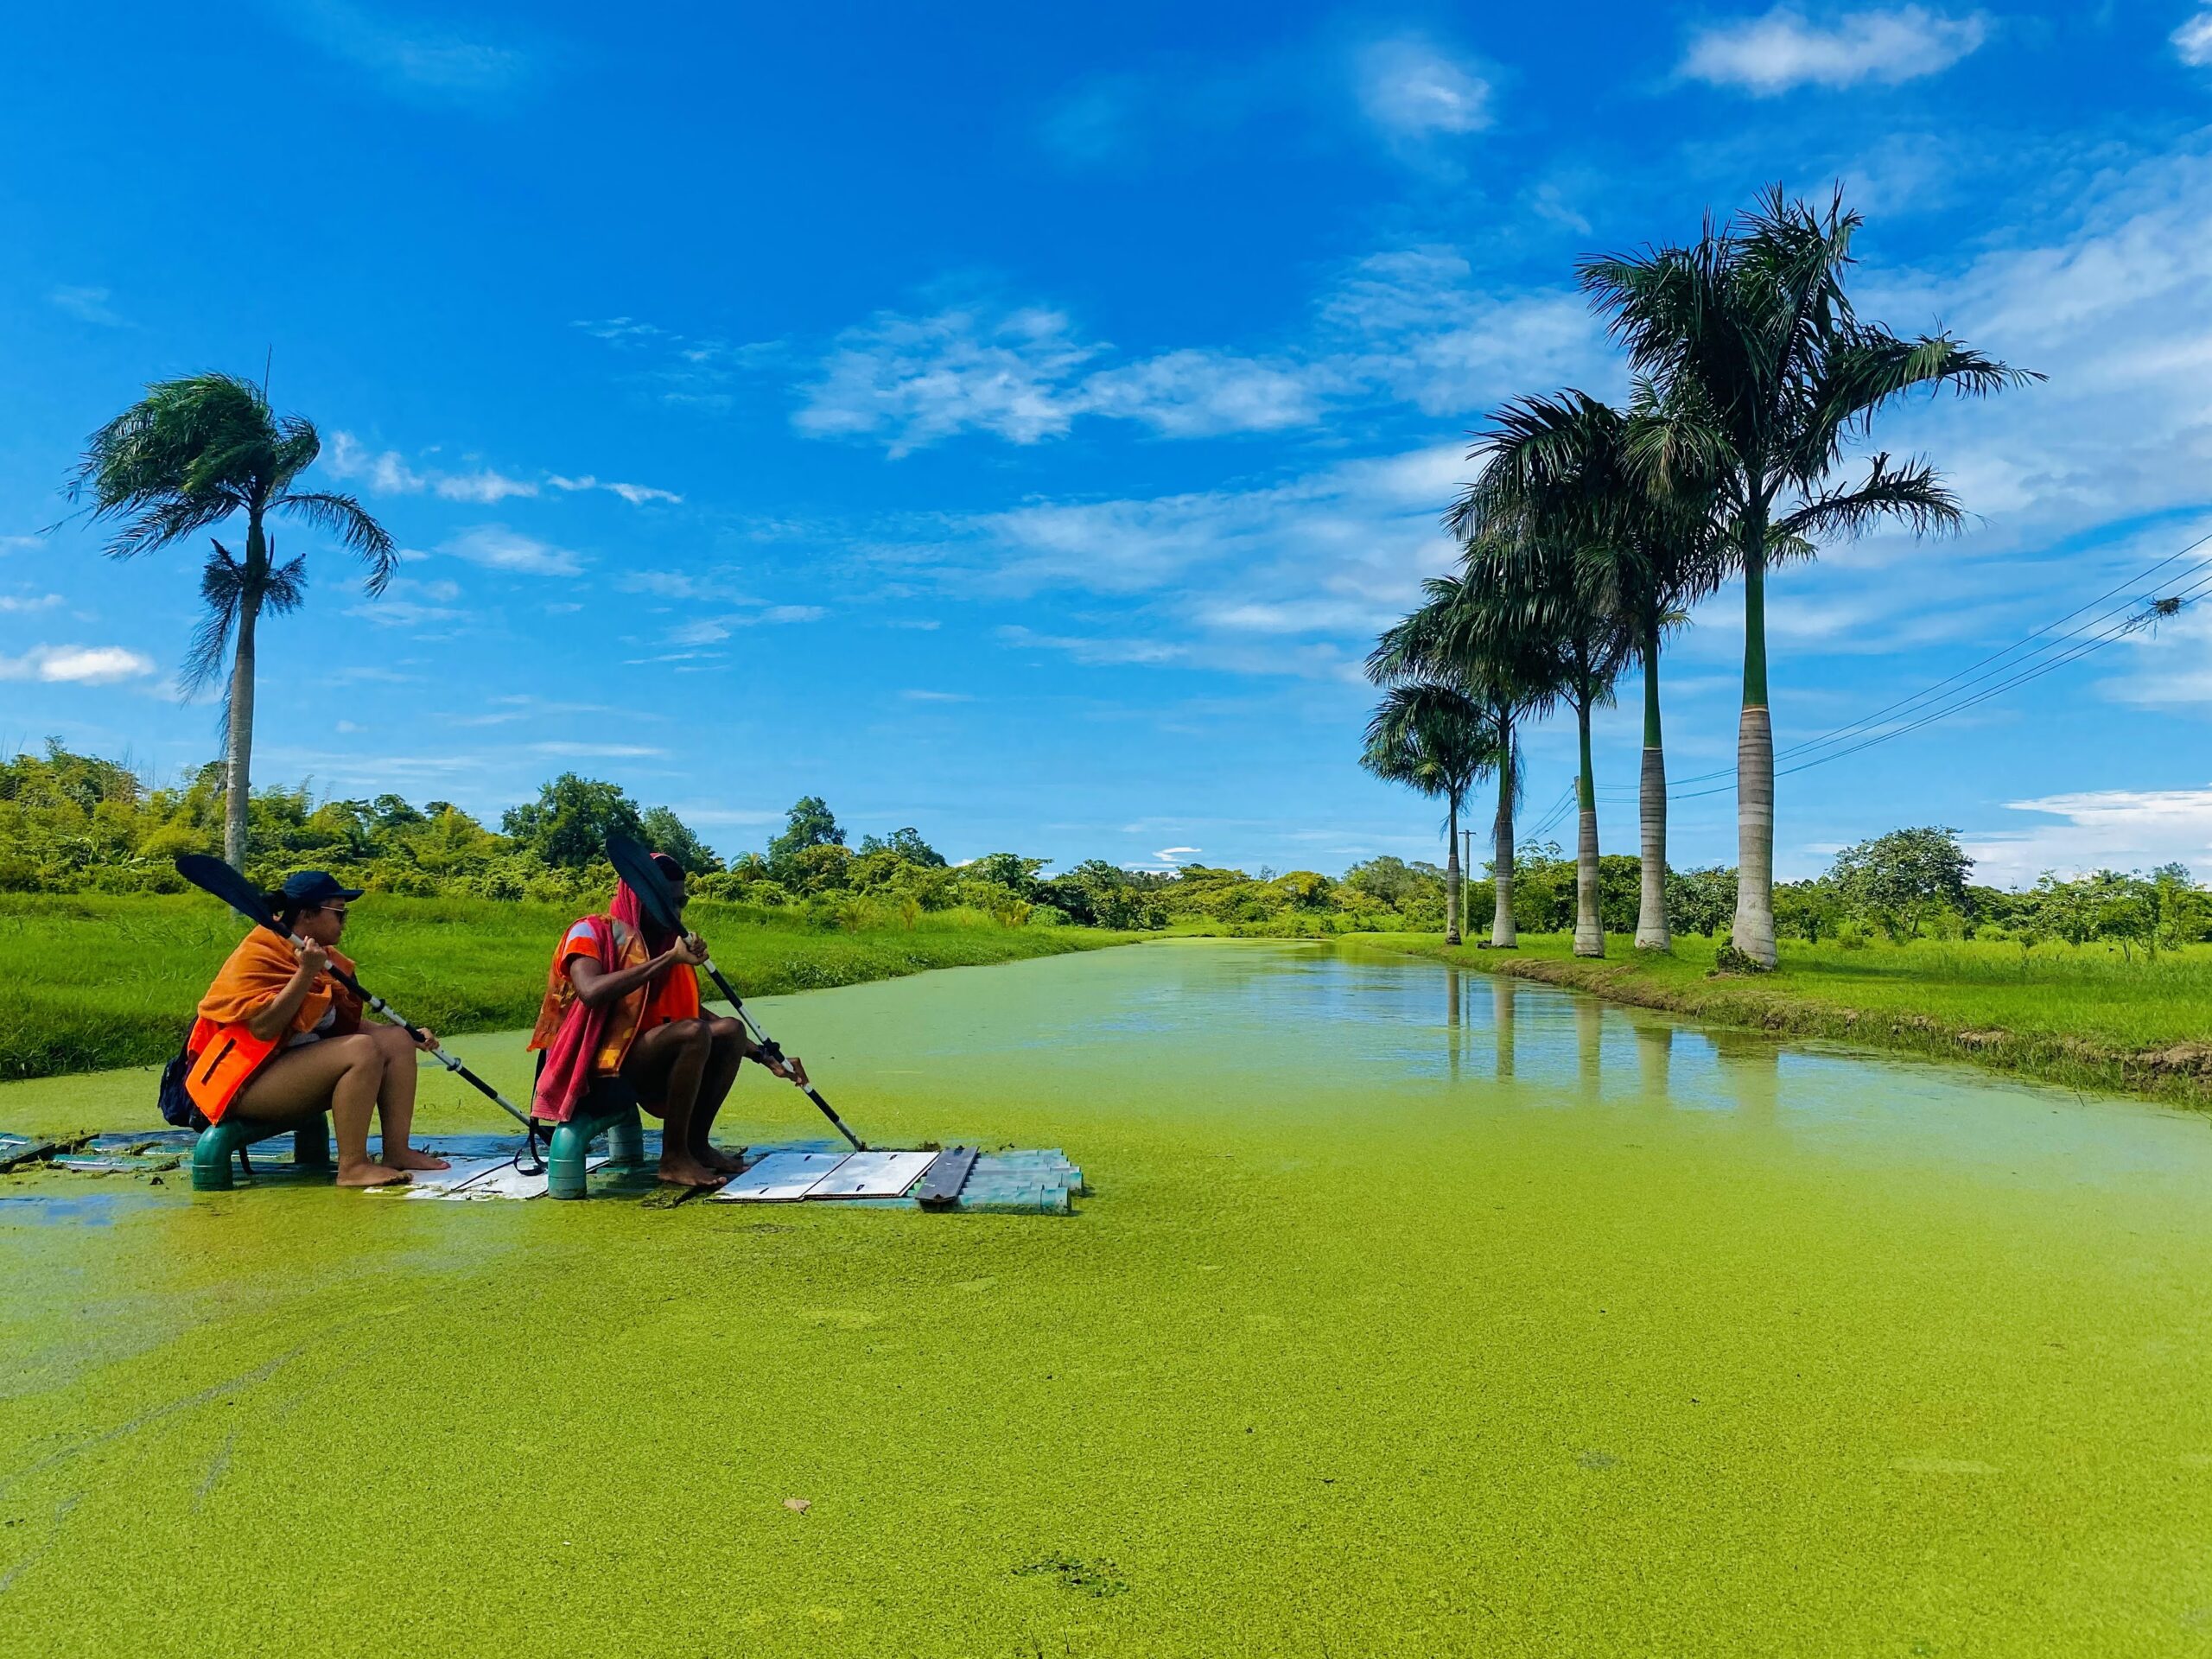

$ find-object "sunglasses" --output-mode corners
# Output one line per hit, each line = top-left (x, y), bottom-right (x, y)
(317, 903), (350, 918)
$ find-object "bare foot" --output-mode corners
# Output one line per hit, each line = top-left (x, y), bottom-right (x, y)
(657, 1156), (728, 1189)
(701, 1144), (747, 1173)
(384, 1146), (451, 1172)
(337, 1160), (411, 1188)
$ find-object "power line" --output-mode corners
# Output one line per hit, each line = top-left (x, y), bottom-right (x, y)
(1641, 531), (2212, 791)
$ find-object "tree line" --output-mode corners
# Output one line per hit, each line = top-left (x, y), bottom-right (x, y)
(1363, 187), (2037, 969)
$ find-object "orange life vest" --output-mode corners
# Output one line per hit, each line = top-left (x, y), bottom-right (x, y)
(187, 929), (363, 1123)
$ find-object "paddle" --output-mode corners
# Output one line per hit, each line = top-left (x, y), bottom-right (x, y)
(603, 834), (868, 1151)
(173, 854), (537, 1133)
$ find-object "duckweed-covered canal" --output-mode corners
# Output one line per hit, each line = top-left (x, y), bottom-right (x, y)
(4, 939), (2211, 1656)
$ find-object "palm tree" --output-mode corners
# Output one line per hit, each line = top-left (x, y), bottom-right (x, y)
(1459, 529), (1633, 957)
(1580, 186), (2034, 967)
(1360, 682), (1501, 946)
(1368, 569), (1542, 949)
(66, 373), (397, 868)
(1452, 388), (1732, 951)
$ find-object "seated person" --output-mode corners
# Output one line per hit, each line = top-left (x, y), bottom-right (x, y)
(186, 871), (448, 1188)
(527, 852), (804, 1188)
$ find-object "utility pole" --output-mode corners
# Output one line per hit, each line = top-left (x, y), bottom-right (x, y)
(1461, 827), (1473, 933)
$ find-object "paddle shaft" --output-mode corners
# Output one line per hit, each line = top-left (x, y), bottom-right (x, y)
(697, 955), (866, 1152)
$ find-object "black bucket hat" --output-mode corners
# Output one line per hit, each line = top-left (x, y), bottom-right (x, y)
(279, 870), (365, 907)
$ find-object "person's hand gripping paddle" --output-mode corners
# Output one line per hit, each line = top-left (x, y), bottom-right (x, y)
(174, 855), (539, 1141)
(604, 834), (868, 1151)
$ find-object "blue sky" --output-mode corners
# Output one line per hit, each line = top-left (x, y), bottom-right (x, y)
(5, 2), (2212, 885)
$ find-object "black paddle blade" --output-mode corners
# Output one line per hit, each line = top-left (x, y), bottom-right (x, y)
(604, 833), (684, 934)
(174, 855), (283, 935)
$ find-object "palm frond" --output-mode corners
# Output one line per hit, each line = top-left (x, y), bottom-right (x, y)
(180, 539), (247, 698)
(270, 490), (397, 591)
(1770, 453), (1963, 542)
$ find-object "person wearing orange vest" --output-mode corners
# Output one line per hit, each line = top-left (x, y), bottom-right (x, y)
(186, 871), (449, 1188)
(527, 851), (806, 1188)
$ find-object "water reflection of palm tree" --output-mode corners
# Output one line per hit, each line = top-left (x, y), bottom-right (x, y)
(1492, 978), (1516, 1083)
(1635, 1021), (1673, 1100)
(1446, 965), (1462, 1083)
(1575, 997), (1605, 1094)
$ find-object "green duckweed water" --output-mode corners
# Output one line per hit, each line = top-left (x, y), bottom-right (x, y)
(3, 939), (2211, 1656)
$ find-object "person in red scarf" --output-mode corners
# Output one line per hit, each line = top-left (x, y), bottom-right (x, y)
(527, 851), (806, 1188)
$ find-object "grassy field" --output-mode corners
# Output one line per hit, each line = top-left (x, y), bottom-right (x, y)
(0, 893), (1134, 1081)
(1367, 930), (2212, 1105)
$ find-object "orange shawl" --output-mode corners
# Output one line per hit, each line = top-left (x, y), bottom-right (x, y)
(196, 927), (363, 1039)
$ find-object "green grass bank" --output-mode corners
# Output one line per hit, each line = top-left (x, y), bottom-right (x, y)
(1369, 929), (2212, 1107)
(0, 893), (1135, 1081)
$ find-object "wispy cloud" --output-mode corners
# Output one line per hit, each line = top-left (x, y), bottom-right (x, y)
(529, 741), (666, 758)
(548, 474), (683, 505)
(351, 575), (462, 628)
(2177, 11), (2212, 67)
(48, 285), (125, 327)
(791, 257), (1607, 454)
(440, 525), (582, 576)
(0, 594), (64, 613)
(0, 644), (156, 684)
(664, 605), (824, 646)
(1354, 35), (1492, 141)
(899, 689), (974, 702)
(279, 0), (537, 105)
(328, 431), (673, 508)
(1968, 785), (2212, 885)
(1681, 6), (1989, 94)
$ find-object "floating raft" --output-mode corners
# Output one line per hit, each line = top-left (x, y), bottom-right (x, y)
(8, 1128), (1084, 1213)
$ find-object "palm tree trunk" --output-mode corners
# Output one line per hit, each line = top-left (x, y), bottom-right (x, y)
(1491, 708), (1516, 948)
(1573, 694), (1603, 958)
(1732, 527), (1778, 968)
(1636, 626), (1670, 951)
(223, 512), (267, 872)
(1444, 795), (1461, 946)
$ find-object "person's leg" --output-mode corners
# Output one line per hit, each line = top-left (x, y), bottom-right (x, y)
(364, 1023), (448, 1172)
(690, 1017), (749, 1171)
(232, 1035), (405, 1186)
(620, 1020), (722, 1186)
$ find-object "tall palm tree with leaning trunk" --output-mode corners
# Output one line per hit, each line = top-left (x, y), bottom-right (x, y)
(1360, 682), (1502, 947)
(1453, 387), (1732, 951)
(1367, 569), (1545, 949)
(1580, 186), (2034, 967)
(67, 373), (397, 869)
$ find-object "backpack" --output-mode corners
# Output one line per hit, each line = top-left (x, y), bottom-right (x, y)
(158, 1034), (211, 1131)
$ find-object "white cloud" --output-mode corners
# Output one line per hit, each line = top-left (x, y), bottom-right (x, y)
(795, 306), (1101, 455)
(48, 285), (124, 326)
(441, 524), (582, 576)
(1968, 785), (2212, 885)
(997, 626), (1190, 666)
(327, 431), (427, 493)
(1079, 351), (1324, 435)
(529, 742), (666, 758)
(0, 594), (64, 613)
(434, 468), (538, 504)
(791, 260), (1609, 454)
(548, 474), (683, 505)
(1355, 35), (1492, 137)
(282, 0), (534, 103)
(2177, 12), (2212, 66)
(0, 644), (156, 684)
(1681, 7), (1989, 94)
(899, 689), (973, 702)
(351, 575), (463, 628)
(666, 605), (823, 645)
